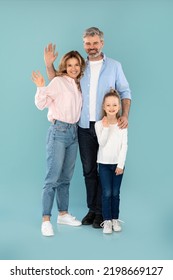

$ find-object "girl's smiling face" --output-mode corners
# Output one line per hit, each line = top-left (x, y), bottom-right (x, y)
(103, 96), (120, 117)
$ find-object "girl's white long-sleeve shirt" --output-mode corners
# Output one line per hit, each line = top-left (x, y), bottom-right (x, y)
(95, 120), (128, 169)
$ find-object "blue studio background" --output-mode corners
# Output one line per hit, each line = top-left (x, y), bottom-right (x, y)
(0, 0), (173, 260)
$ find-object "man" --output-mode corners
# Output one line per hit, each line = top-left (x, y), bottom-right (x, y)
(44, 27), (131, 228)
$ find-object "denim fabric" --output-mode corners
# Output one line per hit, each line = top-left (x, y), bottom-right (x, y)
(42, 120), (78, 216)
(78, 123), (102, 214)
(99, 163), (123, 220)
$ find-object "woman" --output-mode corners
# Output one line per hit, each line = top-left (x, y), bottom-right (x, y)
(32, 50), (85, 236)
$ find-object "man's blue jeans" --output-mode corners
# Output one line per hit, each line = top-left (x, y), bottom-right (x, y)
(99, 163), (123, 220)
(78, 123), (102, 214)
(42, 120), (78, 216)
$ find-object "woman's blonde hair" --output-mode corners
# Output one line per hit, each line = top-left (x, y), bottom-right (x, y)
(55, 51), (85, 81)
(102, 88), (121, 118)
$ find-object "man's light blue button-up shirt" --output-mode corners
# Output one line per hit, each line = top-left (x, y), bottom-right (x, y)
(79, 53), (131, 128)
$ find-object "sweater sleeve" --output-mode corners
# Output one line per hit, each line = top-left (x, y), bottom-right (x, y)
(95, 121), (109, 147)
(35, 77), (58, 110)
(117, 128), (128, 169)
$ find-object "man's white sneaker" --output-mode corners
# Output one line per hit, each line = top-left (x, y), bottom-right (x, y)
(101, 220), (112, 234)
(41, 221), (54, 236)
(57, 213), (81, 226)
(112, 219), (122, 232)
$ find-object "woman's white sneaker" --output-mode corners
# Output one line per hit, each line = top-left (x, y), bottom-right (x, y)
(57, 213), (81, 226)
(101, 220), (112, 234)
(41, 221), (54, 236)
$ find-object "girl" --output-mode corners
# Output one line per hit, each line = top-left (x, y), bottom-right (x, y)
(95, 89), (128, 234)
(32, 51), (85, 236)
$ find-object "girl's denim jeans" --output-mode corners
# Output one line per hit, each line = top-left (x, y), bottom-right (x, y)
(42, 120), (78, 216)
(99, 163), (123, 220)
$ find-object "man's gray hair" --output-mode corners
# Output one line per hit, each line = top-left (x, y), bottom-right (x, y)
(83, 27), (104, 41)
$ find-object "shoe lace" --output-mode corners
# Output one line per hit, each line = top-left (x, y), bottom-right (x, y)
(100, 220), (112, 228)
(113, 219), (124, 225)
(68, 213), (76, 220)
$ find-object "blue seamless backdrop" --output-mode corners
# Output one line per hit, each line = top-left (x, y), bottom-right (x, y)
(0, 0), (173, 260)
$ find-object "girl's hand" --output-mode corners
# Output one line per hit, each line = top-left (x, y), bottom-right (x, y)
(32, 71), (45, 87)
(115, 167), (124, 175)
(102, 116), (109, 127)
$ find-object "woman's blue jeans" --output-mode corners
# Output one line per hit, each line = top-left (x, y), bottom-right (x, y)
(99, 163), (123, 220)
(42, 120), (78, 216)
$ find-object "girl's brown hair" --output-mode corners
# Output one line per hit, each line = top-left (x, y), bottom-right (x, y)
(102, 88), (121, 118)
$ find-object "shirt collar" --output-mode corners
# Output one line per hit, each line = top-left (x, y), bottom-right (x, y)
(63, 75), (75, 83)
(86, 53), (106, 64)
